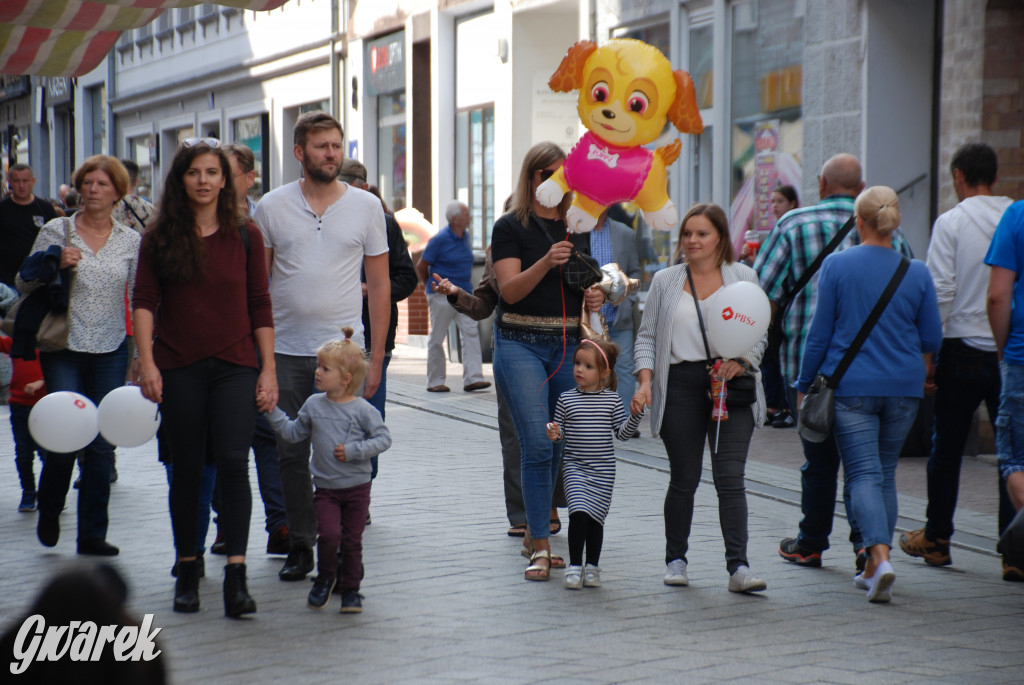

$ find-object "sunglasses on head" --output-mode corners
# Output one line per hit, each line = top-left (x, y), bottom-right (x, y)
(182, 137), (221, 149)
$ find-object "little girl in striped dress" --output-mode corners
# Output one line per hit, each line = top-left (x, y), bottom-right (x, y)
(546, 339), (645, 590)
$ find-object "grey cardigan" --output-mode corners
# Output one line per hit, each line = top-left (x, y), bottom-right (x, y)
(634, 261), (768, 438)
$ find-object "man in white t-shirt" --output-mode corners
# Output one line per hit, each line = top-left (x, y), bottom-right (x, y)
(254, 111), (390, 582)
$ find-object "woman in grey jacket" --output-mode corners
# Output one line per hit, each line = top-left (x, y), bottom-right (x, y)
(632, 204), (768, 593)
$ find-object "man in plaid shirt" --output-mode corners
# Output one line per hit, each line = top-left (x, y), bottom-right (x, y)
(754, 153), (913, 570)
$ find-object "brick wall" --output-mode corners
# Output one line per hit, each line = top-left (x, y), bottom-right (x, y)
(936, 0), (987, 212)
(801, 0), (864, 205)
(983, 0), (1024, 201)
(396, 284), (429, 344)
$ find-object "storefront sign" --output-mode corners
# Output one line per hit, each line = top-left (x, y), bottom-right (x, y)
(365, 31), (405, 96)
(47, 77), (72, 107)
(0, 75), (30, 103)
(754, 119), (780, 233)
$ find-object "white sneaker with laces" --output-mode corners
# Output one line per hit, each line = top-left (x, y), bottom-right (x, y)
(583, 564), (601, 588)
(564, 565), (583, 590)
(728, 565), (767, 593)
(664, 559), (689, 586)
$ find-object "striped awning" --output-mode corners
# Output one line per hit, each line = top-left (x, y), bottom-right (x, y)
(0, 1), (290, 77)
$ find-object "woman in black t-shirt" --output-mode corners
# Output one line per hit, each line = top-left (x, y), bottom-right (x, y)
(491, 142), (603, 581)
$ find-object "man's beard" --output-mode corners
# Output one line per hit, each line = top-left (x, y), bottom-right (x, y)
(303, 160), (339, 184)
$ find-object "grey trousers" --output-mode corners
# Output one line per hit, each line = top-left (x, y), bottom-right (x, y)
(273, 353), (319, 549)
(497, 386), (526, 527)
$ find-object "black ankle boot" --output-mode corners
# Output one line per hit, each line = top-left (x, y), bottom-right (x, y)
(224, 563), (257, 618)
(173, 560), (200, 613)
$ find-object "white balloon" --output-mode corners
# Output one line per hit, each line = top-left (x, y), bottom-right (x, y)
(29, 391), (99, 453)
(707, 281), (772, 359)
(98, 385), (162, 447)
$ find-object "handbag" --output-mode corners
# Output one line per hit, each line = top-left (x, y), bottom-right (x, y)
(0, 218), (76, 352)
(533, 214), (602, 291)
(798, 256), (910, 443)
(768, 215), (856, 349)
(687, 268), (758, 407)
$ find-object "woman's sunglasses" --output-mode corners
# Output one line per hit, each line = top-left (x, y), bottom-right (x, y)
(535, 168), (555, 181)
(182, 137), (221, 149)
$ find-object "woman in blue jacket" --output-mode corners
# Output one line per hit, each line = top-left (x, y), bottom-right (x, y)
(796, 185), (942, 603)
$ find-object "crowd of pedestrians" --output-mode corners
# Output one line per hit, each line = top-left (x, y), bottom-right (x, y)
(2, 128), (1022, 620)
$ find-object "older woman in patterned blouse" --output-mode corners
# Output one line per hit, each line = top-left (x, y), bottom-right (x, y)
(20, 155), (141, 557)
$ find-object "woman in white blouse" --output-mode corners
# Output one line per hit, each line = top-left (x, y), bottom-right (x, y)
(21, 156), (141, 557)
(632, 204), (768, 593)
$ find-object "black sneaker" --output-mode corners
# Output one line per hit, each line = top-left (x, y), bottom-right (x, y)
(778, 537), (823, 567)
(855, 548), (868, 573)
(266, 526), (290, 555)
(18, 491), (36, 512)
(339, 589), (363, 613)
(308, 575), (336, 610)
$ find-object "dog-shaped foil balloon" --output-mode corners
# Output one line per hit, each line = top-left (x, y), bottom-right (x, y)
(537, 39), (704, 233)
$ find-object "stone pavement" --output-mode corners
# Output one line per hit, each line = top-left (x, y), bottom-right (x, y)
(0, 346), (1021, 684)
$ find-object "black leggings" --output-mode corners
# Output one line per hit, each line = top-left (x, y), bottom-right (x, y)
(162, 358), (257, 558)
(568, 511), (604, 566)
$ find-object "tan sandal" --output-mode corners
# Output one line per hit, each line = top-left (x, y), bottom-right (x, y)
(521, 536), (565, 569)
(525, 550), (552, 581)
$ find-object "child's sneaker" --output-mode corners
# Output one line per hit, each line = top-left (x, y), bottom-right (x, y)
(582, 564), (601, 588)
(340, 589), (363, 613)
(564, 565), (583, 590)
(307, 575), (336, 610)
(18, 491), (36, 513)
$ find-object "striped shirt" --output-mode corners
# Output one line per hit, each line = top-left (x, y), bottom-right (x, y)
(753, 195), (913, 382)
(553, 387), (644, 523)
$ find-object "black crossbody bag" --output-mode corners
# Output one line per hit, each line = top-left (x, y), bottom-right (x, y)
(768, 215), (857, 348)
(686, 268), (758, 406)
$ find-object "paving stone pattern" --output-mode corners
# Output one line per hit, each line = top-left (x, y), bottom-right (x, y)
(0, 347), (1021, 684)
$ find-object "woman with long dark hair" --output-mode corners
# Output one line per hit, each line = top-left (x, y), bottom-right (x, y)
(134, 139), (277, 617)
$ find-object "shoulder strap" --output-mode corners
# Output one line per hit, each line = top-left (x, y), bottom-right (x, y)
(123, 198), (146, 229)
(777, 214), (856, 320)
(686, 267), (713, 362)
(827, 256), (910, 387)
(238, 222), (251, 256)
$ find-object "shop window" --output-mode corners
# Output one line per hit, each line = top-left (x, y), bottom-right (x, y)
(232, 114), (270, 199)
(377, 92), (406, 213)
(729, 0), (804, 244)
(456, 105), (494, 249)
(88, 85), (106, 155)
(130, 135), (155, 199)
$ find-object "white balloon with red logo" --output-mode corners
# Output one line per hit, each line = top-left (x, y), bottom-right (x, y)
(29, 391), (100, 453)
(98, 385), (162, 447)
(707, 281), (771, 359)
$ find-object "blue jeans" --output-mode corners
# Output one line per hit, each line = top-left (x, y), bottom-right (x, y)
(927, 339), (1002, 539)
(165, 462), (217, 554)
(833, 395), (919, 550)
(366, 354), (392, 480)
(37, 339), (128, 542)
(996, 361), (1024, 480)
(608, 326), (634, 410)
(251, 411), (288, 531)
(492, 328), (574, 540)
(10, 403), (44, 494)
(787, 384), (861, 553)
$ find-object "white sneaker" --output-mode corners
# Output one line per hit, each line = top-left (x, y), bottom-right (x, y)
(583, 564), (601, 588)
(728, 565), (767, 593)
(664, 559), (689, 586)
(853, 573), (870, 590)
(865, 561), (895, 603)
(564, 565), (583, 590)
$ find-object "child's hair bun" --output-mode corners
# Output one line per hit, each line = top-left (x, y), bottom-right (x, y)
(340, 326), (354, 341)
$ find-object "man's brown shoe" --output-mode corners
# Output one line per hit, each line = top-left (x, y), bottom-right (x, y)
(899, 528), (951, 566)
(427, 385), (450, 392)
(463, 381), (492, 392)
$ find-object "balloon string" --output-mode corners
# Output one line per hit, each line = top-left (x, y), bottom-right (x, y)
(537, 230), (573, 419)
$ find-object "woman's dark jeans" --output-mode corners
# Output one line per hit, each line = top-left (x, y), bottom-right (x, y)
(660, 362), (754, 574)
(161, 357), (257, 559)
(37, 339), (128, 543)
